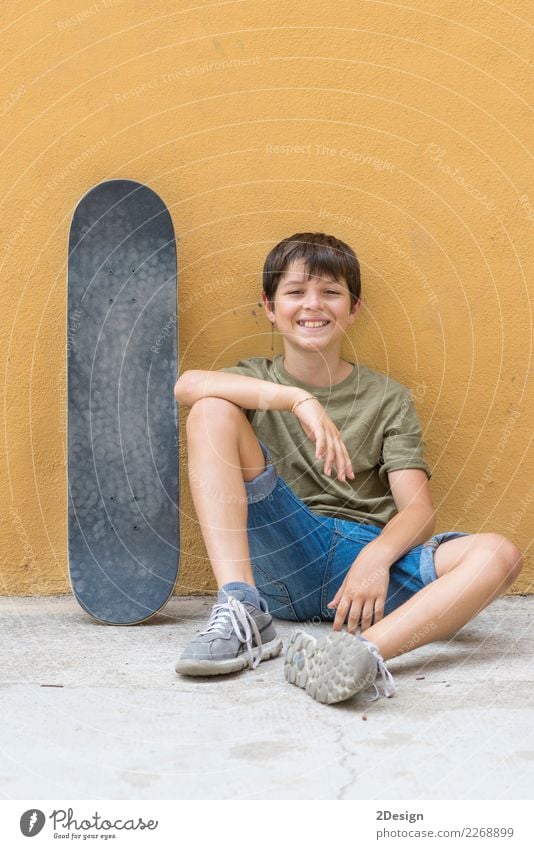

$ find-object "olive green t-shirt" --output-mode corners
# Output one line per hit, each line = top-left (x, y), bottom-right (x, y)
(221, 355), (431, 528)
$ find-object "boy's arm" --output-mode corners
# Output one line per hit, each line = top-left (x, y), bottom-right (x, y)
(368, 389), (435, 562)
(174, 369), (308, 412)
(174, 369), (355, 481)
(366, 468), (436, 564)
(328, 468), (436, 632)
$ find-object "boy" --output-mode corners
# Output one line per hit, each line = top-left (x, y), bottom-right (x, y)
(174, 232), (522, 705)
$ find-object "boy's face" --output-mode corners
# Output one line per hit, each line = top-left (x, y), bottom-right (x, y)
(263, 258), (360, 354)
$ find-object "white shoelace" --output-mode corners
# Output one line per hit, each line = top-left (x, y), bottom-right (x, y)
(199, 596), (264, 669)
(361, 640), (396, 701)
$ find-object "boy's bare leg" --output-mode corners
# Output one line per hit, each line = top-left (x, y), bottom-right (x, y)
(185, 396), (266, 588)
(360, 534), (523, 661)
(176, 398), (283, 676)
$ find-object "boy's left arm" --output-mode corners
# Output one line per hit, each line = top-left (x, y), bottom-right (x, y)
(329, 469), (436, 632)
(369, 467), (436, 562)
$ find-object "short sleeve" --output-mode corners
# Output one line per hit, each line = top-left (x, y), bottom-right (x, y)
(378, 392), (431, 483)
(219, 360), (265, 379)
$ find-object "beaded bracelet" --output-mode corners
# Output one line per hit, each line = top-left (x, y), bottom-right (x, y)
(290, 395), (316, 415)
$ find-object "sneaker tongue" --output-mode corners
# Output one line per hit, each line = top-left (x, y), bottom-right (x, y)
(216, 588), (247, 604)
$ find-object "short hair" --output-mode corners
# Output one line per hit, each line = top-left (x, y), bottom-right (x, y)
(263, 232), (361, 309)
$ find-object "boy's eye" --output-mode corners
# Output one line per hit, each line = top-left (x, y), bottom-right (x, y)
(286, 289), (341, 295)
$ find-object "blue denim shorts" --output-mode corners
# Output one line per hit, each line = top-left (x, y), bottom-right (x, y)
(245, 441), (471, 622)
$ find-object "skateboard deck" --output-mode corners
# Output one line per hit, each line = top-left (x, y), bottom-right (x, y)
(67, 179), (179, 624)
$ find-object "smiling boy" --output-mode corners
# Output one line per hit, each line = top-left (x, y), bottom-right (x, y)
(174, 232), (522, 704)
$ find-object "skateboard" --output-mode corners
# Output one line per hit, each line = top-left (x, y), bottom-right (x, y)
(67, 179), (179, 624)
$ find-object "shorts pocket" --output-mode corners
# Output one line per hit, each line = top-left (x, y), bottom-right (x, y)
(251, 562), (299, 621)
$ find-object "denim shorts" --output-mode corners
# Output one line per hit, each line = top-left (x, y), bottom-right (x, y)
(245, 441), (471, 622)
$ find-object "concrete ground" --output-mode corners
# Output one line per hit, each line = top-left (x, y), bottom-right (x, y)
(0, 594), (532, 800)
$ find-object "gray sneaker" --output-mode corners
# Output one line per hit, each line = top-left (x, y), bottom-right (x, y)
(175, 589), (283, 676)
(284, 629), (396, 704)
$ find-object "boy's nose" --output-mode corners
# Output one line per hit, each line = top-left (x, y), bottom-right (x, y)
(303, 290), (323, 309)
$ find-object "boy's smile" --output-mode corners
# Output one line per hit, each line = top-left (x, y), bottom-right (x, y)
(296, 318), (331, 330)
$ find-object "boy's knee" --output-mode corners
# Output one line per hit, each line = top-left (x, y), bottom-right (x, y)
(484, 534), (523, 583)
(500, 538), (523, 582)
(185, 397), (243, 435)
(465, 533), (522, 587)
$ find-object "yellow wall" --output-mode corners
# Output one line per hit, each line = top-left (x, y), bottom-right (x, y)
(1, 0), (532, 596)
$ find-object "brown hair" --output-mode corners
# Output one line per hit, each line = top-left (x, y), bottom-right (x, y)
(263, 232), (361, 309)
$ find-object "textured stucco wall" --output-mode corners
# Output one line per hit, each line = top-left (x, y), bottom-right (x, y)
(1, 0), (532, 596)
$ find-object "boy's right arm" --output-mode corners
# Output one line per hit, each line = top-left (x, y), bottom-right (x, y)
(174, 370), (354, 482)
(174, 369), (307, 413)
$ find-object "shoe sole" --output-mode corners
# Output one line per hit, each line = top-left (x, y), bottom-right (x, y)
(175, 636), (283, 677)
(284, 630), (376, 704)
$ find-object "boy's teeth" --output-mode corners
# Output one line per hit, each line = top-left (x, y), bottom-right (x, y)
(299, 320), (329, 327)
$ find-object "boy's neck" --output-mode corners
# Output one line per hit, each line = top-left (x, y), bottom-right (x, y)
(280, 348), (353, 388)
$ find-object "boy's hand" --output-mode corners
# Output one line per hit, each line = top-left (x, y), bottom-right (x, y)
(292, 396), (354, 482)
(327, 552), (390, 633)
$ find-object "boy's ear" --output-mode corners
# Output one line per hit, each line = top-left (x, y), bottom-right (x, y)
(348, 297), (363, 324)
(262, 291), (275, 321)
